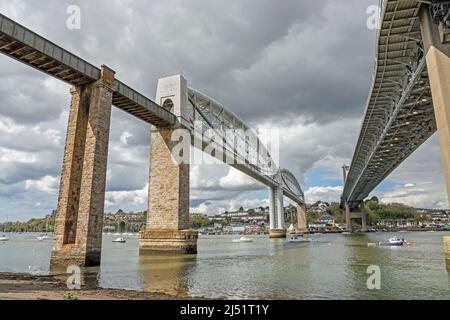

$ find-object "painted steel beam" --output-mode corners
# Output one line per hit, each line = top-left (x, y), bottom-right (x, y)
(343, 0), (437, 208)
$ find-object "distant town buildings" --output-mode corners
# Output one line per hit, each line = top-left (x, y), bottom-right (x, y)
(307, 201), (330, 214)
(98, 204), (450, 235)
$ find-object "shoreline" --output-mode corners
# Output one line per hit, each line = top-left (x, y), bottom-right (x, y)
(0, 272), (201, 300)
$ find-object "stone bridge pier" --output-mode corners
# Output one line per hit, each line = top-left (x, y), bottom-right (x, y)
(139, 75), (198, 253)
(51, 66), (115, 267)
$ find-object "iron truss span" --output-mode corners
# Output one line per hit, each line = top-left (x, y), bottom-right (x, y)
(0, 13), (176, 127)
(343, 0), (437, 208)
(187, 88), (305, 204)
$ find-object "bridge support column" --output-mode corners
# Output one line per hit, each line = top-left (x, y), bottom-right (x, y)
(361, 204), (368, 232)
(345, 201), (352, 232)
(270, 187), (286, 238)
(139, 127), (197, 253)
(51, 65), (115, 267)
(268, 187), (276, 231)
(296, 204), (308, 233)
(421, 7), (450, 206)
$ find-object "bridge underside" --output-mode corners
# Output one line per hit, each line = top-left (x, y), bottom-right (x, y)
(343, 1), (450, 211)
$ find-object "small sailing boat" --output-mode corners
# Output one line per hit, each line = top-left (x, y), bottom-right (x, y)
(1, 214), (10, 241)
(37, 215), (52, 241)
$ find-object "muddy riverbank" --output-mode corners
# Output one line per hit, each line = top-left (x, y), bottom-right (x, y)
(0, 273), (199, 300)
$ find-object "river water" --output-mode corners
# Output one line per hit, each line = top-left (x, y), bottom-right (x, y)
(1, 232), (449, 299)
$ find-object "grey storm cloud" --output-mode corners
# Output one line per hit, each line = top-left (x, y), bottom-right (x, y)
(1, 0), (376, 122)
(4, 0), (444, 220)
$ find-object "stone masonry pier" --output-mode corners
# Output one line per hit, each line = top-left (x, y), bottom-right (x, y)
(50, 66), (115, 267)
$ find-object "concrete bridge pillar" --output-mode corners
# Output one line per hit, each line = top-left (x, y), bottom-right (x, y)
(270, 187), (286, 238)
(361, 204), (368, 232)
(268, 187), (276, 231)
(344, 201), (368, 232)
(51, 65), (115, 267)
(420, 6), (450, 207)
(296, 203), (308, 233)
(139, 75), (197, 254)
(345, 201), (352, 232)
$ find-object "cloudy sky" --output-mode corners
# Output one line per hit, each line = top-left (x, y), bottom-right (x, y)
(0, 0), (448, 222)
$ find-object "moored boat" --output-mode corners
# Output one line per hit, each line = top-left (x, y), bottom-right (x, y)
(289, 235), (310, 243)
(112, 237), (126, 243)
(37, 235), (52, 241)
(232, 237), (253, 243)
(0, 235), (9, 242)
(369, 236), (416, 247)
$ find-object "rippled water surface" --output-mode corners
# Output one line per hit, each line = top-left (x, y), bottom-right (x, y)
(1, 232), (449, 299)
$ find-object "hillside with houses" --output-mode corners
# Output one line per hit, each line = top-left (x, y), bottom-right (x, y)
(1, 200), (449, 234)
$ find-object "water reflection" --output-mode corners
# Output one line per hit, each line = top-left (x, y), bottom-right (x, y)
(342, 233), (380, 299)
(49, 264), (100, 289)
(1, 232), (449, 299)
(137, 253), (197, 297)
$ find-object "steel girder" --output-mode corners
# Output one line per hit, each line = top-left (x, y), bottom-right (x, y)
(187, 88), (305, 204)
(343, 0), (437, 208)
(280, 169), (305, 203)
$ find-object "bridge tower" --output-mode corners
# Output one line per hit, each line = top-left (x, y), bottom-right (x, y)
(139, 75), (198, 254)
(420, 4), (450, 207)
(51, 66), (115, 267)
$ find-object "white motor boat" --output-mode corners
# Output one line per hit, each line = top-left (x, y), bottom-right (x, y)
(378, 237), (406, 246)
(373, 236), (415, 247)
(0, 235), (9, 242)
(289, 235), (310, 243)
(112, 237), (126, 243)
(37, 234), (52, 241)
(232, 237), (253, 243)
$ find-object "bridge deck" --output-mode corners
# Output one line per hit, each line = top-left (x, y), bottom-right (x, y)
(0, 13), (176, 127)
(343, 0), (436, 207)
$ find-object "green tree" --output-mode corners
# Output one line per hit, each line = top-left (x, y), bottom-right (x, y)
(190, 214), (213, 229)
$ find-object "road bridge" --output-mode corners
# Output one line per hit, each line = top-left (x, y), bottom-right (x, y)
(342, 0), (450, 231)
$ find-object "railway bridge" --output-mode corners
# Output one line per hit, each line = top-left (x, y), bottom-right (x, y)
(0, 13), (305, 266)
